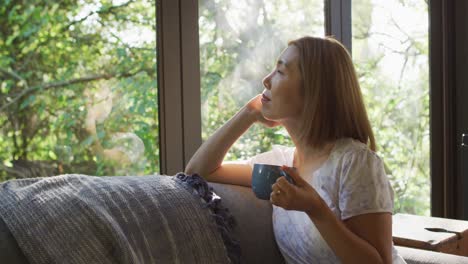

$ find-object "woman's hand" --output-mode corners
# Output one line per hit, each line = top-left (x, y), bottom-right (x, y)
(244, 94), (280, 128)
(270, 166), (327, 218)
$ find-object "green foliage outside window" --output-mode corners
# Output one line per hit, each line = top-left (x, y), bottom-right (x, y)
(353, 0), (430, 215)
(200, 0), (430, 216)
(1, 0), (430, 216)
(0, 0), (158, 179)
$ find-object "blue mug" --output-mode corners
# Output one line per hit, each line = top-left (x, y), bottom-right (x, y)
(251, 163), (295, 200)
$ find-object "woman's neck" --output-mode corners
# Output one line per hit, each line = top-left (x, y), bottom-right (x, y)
(281, 118), (336, 171)
(293, 142), (335, 169)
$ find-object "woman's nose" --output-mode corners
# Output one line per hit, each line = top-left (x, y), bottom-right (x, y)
(262, 73), (272, 90)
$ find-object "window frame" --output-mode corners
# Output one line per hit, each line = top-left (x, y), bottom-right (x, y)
(156, 0), (201, 174)
(430, 0), (468, 219)
(325, 0), (351, 52)
(156, 0), (466, 219)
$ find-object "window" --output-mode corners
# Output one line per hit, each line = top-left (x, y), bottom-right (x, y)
(0, 0), (159, 180)
(3, 0), (464, 219)
(199, 0), (325, 160)
(352, 0), (429, 215)
(198, 0), (430, 215)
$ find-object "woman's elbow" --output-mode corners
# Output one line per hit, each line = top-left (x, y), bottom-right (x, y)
(184, 163), (197, 175)
(184, 164), (210, 177)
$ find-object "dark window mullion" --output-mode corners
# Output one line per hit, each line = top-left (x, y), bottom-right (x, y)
(180, 0), (202, 168)
(325, 0), (351, 53)
(157, 0), (184, 174)
(429, 0), (456, 219)
(453, 0), (468, 220)
(157, 0), (201, 175)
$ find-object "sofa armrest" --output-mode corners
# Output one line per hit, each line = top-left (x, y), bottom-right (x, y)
(396, 246), (468, 264)
(209, 182), (285, 264)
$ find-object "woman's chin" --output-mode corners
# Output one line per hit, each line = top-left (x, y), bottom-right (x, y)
(261, 111), (277, 122)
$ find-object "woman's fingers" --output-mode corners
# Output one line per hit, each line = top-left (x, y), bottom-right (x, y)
(271, 178), (292, 207)
(281, 165), (306, 187)
(274, 177), (293, 190)
(272, 182), (284, 195)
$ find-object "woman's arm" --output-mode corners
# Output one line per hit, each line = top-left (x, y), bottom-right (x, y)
(308, 207), (393, 264)
(185, 95), (278, 185)
(184, 107), (256, 181)
(272, 166), (393, 264)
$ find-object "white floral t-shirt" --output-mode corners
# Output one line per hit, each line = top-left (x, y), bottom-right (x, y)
(244, 138), (406, 264)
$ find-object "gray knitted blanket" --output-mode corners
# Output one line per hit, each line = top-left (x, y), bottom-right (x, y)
(0, 174), (240, 264)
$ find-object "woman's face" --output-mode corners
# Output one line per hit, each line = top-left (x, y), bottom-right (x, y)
(261, 45), (303, 122)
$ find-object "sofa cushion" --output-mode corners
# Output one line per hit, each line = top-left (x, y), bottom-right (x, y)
(210, 182), (285, 264)
(210, 182), (468, 264)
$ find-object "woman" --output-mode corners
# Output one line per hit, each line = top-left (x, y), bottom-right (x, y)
(185, 36), (406, 263)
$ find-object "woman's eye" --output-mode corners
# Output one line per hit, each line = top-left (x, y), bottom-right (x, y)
(276, 70), (283, 74)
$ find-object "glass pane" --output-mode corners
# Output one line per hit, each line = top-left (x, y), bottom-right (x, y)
(0, 0), (158, 180)
(352, 0), (429, 215)
(199, 0), (324, 160)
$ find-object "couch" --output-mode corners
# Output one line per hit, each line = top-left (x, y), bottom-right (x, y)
(209, 182), (468, 264)
(1, 180), (468, 263)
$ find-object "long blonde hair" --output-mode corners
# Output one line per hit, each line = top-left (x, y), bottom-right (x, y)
(288, 36), (376, 151)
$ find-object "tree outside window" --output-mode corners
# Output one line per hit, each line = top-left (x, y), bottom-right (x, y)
(200, 0), (430, 216)
(353, 0), (429, 215)
(0, 0), (159, 179)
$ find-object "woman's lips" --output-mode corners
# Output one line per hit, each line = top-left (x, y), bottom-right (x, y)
(261, 94), (271, 103)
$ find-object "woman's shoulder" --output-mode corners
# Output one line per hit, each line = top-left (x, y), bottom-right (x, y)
(245, 144), (295, 167)
(332, 138), (382, 164)
(271, 144), (295, 165)
(271, 144), (295, 154)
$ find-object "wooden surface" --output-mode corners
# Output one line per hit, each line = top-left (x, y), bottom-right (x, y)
(393, 213), (468, 256)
